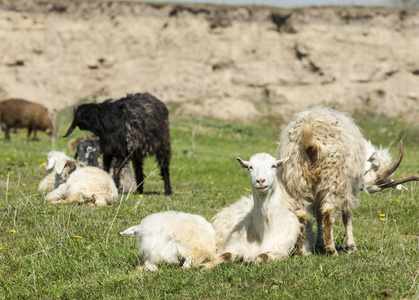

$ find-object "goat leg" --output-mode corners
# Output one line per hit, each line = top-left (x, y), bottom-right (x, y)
(342, 210), (357, 252)
(200, 252), (232, 270)
(132, 157), (144, 194)
(294, 210), (308, 254)
(321, 209), (338, 256)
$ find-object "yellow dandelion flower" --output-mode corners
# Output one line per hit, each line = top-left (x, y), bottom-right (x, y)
(265, 290), (268, 294)
(411, 198), (415, 201)
(210, 181), (214, 185)
(27, 241), (30, 244)
(380, 218), (385, 221)
(379, 214), (385, 217)
(396, 199), (400, 202)
(48, 206), (51, 208)
(139, 194), (143, 198)
(218, 202), (221, 205)
(73, 236), (83, 239)
(392, 219), (396, 223)
(0, 247), (2, 250)
(6, 157), (10, 161)
(39, 162), (46, 167)
(10, 229), (16, 233)
(389, 205), (393, 208)
(295, 255), (300, 258)
(244, 187), (251, 192)
(22, 183), (26, 187)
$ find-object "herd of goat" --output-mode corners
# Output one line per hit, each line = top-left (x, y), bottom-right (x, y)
(0, 93), (418, 271)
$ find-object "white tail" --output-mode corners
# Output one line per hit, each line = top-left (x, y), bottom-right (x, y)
(119, 225), (141, 236)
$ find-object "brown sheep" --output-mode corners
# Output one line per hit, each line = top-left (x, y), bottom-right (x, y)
(0, 98), (56, 141)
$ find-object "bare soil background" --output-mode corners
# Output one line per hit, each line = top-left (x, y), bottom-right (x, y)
(0, 0), (418, 124)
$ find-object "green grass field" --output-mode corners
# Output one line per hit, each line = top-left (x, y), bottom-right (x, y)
(0, 107), (418, 299)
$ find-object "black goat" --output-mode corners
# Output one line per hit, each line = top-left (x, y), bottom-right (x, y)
(64, 93), (172, 195)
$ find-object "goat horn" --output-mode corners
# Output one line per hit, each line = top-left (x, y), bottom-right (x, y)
(63, 122), (77, 138)
(378, 176), (419, 189)
(374, 140), (404, 183)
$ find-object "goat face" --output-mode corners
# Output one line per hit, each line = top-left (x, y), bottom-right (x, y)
(76, 139), (101, 167)
(45, 151), (68, 172)
(362, 141), (418, 193)
(237, 153), (288, 195)
(63, 104), (103, 138)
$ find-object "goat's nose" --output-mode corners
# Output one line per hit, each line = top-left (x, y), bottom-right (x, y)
(256, 178), (266, 185)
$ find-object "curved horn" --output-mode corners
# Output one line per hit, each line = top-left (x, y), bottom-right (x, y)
(378, 176), (419, 189)
(63, 121), (77, 138)
(374, 140), (404, 183)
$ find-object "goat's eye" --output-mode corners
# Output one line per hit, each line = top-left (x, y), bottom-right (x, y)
(248, 166), (253, 171)
(272, 165), (277, 169)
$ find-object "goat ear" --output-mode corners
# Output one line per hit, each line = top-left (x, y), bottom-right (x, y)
(368, 152), (381, 170)
(276, 157), (289, 168)
(236, 157), (249, 169)
(55, 159), (68, 175)
(45, 157), (56, 171)
(66, 160), (77, 174)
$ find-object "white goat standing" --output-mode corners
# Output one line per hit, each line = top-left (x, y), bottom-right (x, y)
(120, 211), (217, 271)
(202, 153), (306, 270)
(277, 106), (418, 255)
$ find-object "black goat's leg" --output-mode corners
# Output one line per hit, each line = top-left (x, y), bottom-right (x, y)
(157, 152), (172, 196)
(102, 154), (112, 173)
(112, 157), (126, 191)
(161, 163), (172, 196)
(132, 157), (144, 194)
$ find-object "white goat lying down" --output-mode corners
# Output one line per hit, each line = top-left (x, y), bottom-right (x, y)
(202, 153), (310, 270)
(120, 211), (216, 271)
(45, 165), (118, 206)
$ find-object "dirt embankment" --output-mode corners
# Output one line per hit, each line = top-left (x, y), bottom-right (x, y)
(0, 0), (418, 124)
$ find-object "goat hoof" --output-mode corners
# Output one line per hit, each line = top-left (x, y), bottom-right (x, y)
(326, 248), (338, 257)
(345, 245), (358, 252)
(254, 253), (269, 265)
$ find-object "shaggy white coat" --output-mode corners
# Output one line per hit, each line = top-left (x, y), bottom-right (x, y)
(45, 166), (118, 206)
(277, 106), (397, 255)
(120, 211), (216, 271)
(202, 153), (306, 269)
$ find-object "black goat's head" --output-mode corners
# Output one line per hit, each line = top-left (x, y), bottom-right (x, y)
(63, 103), (107, 138)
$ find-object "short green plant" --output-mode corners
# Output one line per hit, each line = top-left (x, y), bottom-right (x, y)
(0, 113), (418, 299)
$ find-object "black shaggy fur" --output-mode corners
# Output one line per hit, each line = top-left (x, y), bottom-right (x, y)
(64, 93), (172, 195)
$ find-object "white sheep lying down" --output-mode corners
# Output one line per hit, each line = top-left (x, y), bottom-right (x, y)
(45, 166), (118, 206)
(120, 211), (216, 271)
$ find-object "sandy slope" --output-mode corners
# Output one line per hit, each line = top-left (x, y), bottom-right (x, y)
(0, 0), (418, 124)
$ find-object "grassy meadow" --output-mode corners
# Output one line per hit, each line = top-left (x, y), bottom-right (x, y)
(0, 105), (418, 299)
